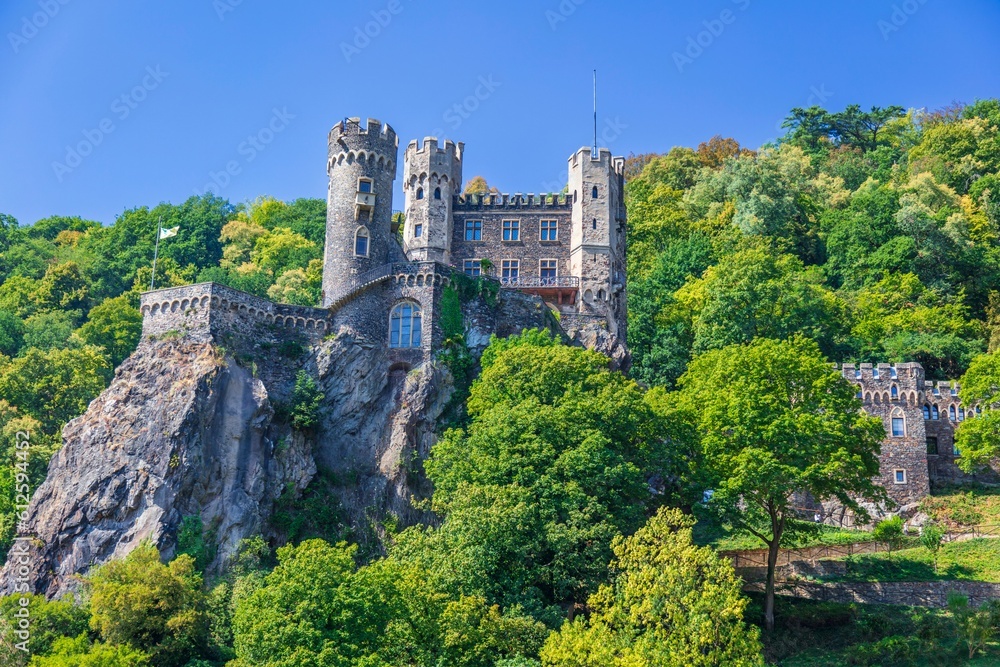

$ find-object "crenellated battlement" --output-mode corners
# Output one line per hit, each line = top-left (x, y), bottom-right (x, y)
(569, 146), (626, 176)
(405, 137), (464, 161)
(452, 192), (574, 210)
(330, 117), (398, 148)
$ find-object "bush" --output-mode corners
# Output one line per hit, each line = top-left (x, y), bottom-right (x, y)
(845, 635), (922, 666)
(289, 371), (323, 431)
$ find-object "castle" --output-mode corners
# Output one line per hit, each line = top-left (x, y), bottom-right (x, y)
(140, 117), (628, 366)
(841, 362), (992, 510)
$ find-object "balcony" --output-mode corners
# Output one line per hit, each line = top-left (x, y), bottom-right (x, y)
(356, 192), (376, 208)
(499, 275), (579, 305)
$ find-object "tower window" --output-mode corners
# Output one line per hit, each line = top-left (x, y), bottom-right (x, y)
(540, 259), (557, 283)
(923, 405), (931, 420)
(891, 386), (898, 400)
(894, 469), (907, 484)
(949, 406), (957, 421)
(358, 179), (373, 194)
(463, 260), (481, 277)
(501, 259), (519, 284)
(354, 226), (370, 257)
(413, 223), (423, 238)
(502, 220), (520, 242)
(464, 220), (482, 241)
(592, 218), (597, 230)
(932, 405), (939, 420)
(540, 219), (558, 241)
(592, 186), (599, 199)
(927, 437), (939, 455)
(891, 417), (905, 437)
(417, 188), (424, 200)
(434, 187), (442, 200)
(389, 302), (422, 349)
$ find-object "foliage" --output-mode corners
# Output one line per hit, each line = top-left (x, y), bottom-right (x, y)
(29, 634), (151, 666)
(288, 370), (323, 431)
(921, 523), (946, 572)
(540, 507), (764, 667)
(676, 336), (886, 630)
(873, 516), (906, 557)
(954, 350), (1000, 470)
(86, 542), (209, 666)
(0, 594), (88, 661)
(74, 295), (142, 367)
(948, 594), (1000, 660)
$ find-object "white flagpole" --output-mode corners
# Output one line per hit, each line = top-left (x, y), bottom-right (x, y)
(150, 215), (162, 291)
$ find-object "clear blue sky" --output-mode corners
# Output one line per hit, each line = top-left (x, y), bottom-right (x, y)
(2, 0), (999, 226)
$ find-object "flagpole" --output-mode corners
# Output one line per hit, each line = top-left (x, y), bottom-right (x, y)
(150, 216), (162, 291)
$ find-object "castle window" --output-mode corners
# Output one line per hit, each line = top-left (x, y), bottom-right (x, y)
(417, 188), (424, 200)
(894, 469), (907, 484)
(857, 386), (863, 399)
(413, 223), (423, 238)
(502, 220), (520, 242)
(932, 405), (939, 420)
(891, 386), (898, 400)
(592, 186), (599, 199)
(540, 259), (557, 284)
(463, 260), (481, 277)
(927, 437), (939, 455)
(434, 187), (442, 200)
(954, 442), (961, 456)
(958, 408), (965, 422)
(891, 416), (905, 437)
(389, 302), (422, 349)
(501, 260), (519, 284)
(465, 220), (482, 241)
(354, 226), (370, 257)
(949, 406), (957, 421)
(358, 178), (373, 194)
(598, 288), (607, 301)
(540, 219), (558, 241)
(923, 405), (931, 420)
(592, 218), (597, 230)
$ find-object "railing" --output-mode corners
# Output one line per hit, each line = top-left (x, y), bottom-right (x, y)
(499, 276), (580, 289)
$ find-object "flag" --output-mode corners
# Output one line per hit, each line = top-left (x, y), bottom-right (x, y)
(159, 226), (179, 240)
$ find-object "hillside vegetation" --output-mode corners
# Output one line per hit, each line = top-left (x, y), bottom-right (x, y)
(2, 100), (1000, 664)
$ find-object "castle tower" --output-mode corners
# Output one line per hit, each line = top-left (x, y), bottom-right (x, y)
(568, 147), (627, 333)
(322, 118), (399, 306)
(402, 137), (464, 263)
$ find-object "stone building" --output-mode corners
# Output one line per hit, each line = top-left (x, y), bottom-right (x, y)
(840, 362), (990, 509)
(140, 117), (628, 368)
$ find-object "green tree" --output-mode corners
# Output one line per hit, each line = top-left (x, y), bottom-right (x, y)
(676, 336), (886, 631)
(921, 523), (945, 573)
(395, 333), (692, 623)
(75, 296), (143, 367)
(87, 542), (208, 666)
(29, 634), (150, 666)
(540, 507), (764, 667)
(872, 515), (906, 558)
(22, 310), (80, 352)
(0, 346), (112, 435)
(0, 310), (24, 357)
(948, 593), (1000, 660)
(0, 594), (88, 662)
(953, 350), (1000, 471)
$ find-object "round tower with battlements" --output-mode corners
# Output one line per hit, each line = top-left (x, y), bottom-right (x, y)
(322, 117), (399, 307)
(402, 137), (464, 263)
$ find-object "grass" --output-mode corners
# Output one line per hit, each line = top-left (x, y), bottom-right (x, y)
(823, 538), (1000, 583)
(921, 484), (1000, 530)
(754, 594), (1000, 666)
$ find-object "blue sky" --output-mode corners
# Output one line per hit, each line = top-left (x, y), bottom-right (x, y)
(1, 0), (999, 226)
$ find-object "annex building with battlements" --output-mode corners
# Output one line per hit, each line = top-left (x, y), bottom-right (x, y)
(139, 117), (628, 371)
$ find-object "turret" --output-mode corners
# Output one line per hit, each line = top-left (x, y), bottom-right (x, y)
(568, 147), (626, 328)
(402, 137), (464, 263)
(322, 117), (399, 306)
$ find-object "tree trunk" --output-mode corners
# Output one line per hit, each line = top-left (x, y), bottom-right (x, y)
(764, 536), (780, 632)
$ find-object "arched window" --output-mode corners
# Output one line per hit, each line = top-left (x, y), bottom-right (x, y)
(923, 405), (931, 420)
(389, 302), (422, 348)
(417, 187), (424, 200)
(434, 187), (442, 200)
(949, 405), (957, 421)
(354, 226), (370, 257)
(891, 386), (898, 400)
(890, 408), (905, 437)
(592, 186), (599, 199)
(932, 405), (939, 420)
